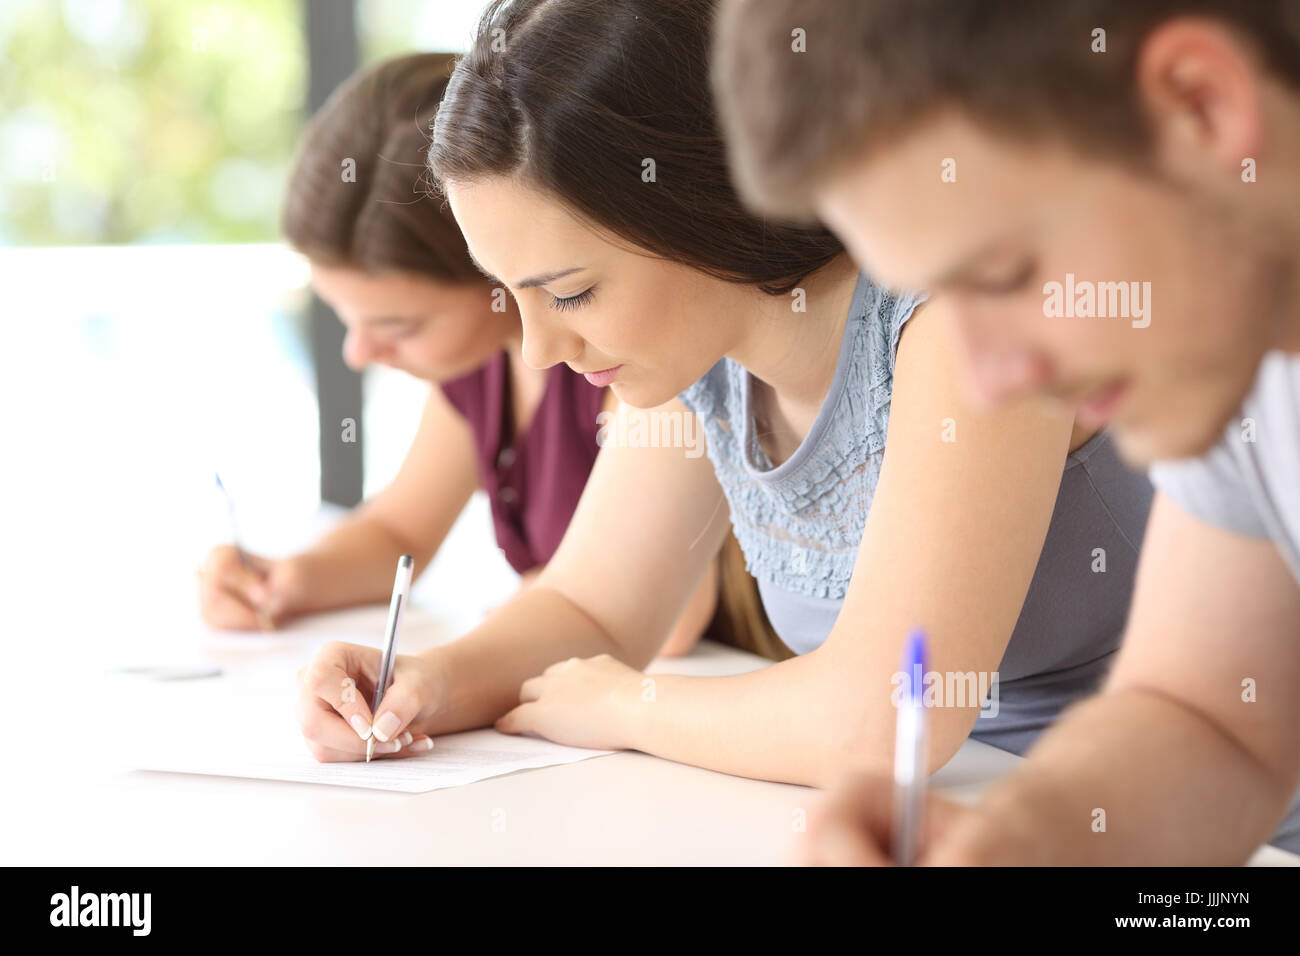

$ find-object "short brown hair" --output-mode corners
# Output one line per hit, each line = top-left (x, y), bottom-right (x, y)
(428, 0), (843, 296)
(713, 0), (1300, 221)
(282, 53), (482, 283)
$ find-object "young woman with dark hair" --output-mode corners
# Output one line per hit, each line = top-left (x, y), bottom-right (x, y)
(197, 52), (755, 661)
(293, 1), (1151, 780)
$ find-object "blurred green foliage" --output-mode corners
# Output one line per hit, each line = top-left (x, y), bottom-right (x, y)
(0, 0), (477, 247)
(0, 0), (306, 245)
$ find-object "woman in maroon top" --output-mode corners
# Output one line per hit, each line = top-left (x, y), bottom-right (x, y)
(197, 54), (762, 657)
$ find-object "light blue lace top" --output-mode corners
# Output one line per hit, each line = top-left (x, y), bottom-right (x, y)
(680, 272), (924, 619)
(678, 271), (1154, 757)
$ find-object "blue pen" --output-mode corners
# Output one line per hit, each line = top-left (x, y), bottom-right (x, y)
(892, 628), (929, 865)
(214, 472), (272, 630)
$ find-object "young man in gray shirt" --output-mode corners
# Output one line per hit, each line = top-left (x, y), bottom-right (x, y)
(714, 0), (1300, 862)
(1152, 351), (1300, 582)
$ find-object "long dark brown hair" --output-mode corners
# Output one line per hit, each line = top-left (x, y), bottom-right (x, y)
(428, 0), (843, 296)
(282, 53), (481, 283)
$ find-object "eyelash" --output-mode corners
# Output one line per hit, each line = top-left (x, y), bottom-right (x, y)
(548, 286), (597, 312)
(978, 261), (1035, 294)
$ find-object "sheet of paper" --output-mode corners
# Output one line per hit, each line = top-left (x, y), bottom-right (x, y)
(133, 726), (613, 793)
(110, 665), (613, 793)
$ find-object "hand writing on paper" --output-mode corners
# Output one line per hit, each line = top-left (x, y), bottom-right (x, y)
(295, 641), (443, 762)
(198, 545), (309, 631)
(496, 653), (642, 751)
(800, 769), (1036, 866)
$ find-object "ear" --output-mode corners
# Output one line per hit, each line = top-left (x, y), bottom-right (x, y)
(1135, 18), (1263, 180)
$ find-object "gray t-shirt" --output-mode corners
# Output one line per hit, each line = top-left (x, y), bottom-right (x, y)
(1148, 349), (1300, 855)
(1150, 351), (1300, 581)
(679, 272), (1154, 757)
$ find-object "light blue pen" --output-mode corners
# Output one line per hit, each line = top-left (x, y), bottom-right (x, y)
(892, 628), (928, 866)
(214, 471), (272, 630)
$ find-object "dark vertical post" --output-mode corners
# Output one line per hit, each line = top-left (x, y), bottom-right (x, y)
(304, 0), (363, 505)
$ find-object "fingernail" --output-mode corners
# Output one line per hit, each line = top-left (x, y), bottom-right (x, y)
(372, 711), (401, 742)
(378, 739), (402, 754)
(409, 737), (434, 752)
(349, 714), (372, 740)
(399, 731), (413, 747)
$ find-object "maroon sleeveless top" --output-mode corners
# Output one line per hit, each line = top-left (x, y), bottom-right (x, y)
(438, 353), (606, 574)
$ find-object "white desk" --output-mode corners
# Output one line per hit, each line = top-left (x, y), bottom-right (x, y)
(7, 601), (1297, 866)
(7, 500), (1296, 866)
(9, 600), (1011, 866)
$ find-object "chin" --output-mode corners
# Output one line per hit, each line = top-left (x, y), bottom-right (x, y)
(417, 365), (460, 384)
(610, 380), (676, 410)
(1111, 411), (1231, 467)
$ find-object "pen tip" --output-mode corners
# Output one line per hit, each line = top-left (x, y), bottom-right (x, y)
(365, 738), (374, 763)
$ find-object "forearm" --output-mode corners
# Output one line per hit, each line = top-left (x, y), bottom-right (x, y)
(425, 585), (637, 733)
(965, 687), (1297, 865)
(293, 511), (434, 613)
(624, 665), (824, 785)
(621, 651), (974, 787)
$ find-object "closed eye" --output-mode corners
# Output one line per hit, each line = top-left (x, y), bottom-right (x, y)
(392, 326), (424, 340)
(965, 260), (1035, 295)
(548, 286), (597, 313)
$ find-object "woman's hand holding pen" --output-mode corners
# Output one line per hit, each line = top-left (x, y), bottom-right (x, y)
(295, 641), (441, 761)
(197, 546), (309, 631)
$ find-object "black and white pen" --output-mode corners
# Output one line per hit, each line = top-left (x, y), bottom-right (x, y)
(367, 554), (414, 763)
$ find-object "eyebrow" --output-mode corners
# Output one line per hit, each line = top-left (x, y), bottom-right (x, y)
(517, 267), (585, 289)
(927, 236), (1028, 289)
(466, 250), (585, 289)
(362, 315), (422, 327)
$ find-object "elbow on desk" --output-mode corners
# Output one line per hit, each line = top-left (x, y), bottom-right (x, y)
(818, 706), (978, 787)
(921, 718), (976, 776)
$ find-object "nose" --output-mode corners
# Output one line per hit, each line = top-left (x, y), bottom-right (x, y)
(341, 326), (378, 372)
(971, 351), (1050, 406)
(948, 303), (1048, 408)
(519, 308), (583, 371)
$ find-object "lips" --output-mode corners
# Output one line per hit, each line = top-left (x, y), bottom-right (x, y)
(1074, 380), (1129, 429)
(582, 364), (623, 387)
